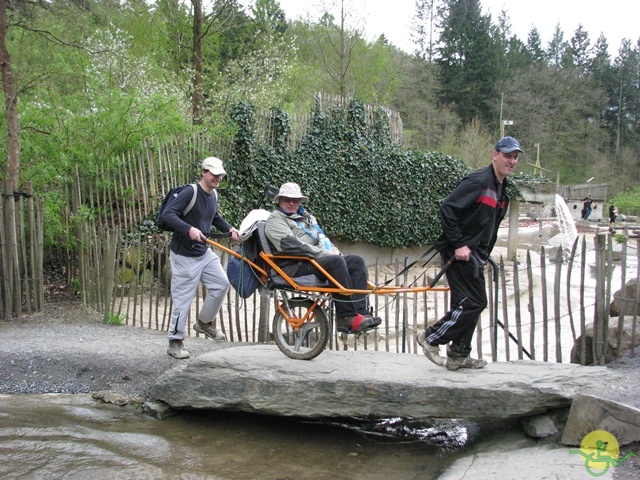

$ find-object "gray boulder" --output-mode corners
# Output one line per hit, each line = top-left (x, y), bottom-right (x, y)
(610, 278), (640, 317)
(571, 316), (639, 365)
(561, 393), (640, 446)
(522, 414), (560, 438)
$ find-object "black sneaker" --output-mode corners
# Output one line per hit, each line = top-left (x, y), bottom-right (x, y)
(336, 314), (379, 333)
(370, 316), (382, 328)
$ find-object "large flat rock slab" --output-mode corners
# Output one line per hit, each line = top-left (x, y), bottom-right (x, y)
(150, 345), (626, 423)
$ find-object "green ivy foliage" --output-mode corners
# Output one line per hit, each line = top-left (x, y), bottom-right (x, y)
(506, 172), (553, 201)
(223, 99), (474, 248)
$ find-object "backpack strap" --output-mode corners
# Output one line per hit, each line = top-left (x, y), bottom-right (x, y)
(294, 219), (333, 251)
(183, 183), (198, 216)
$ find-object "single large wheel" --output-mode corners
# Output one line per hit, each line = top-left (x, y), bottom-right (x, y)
(272, 298), (329, 360)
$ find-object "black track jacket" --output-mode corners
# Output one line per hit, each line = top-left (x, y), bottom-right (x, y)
(434, 163), (509, 260)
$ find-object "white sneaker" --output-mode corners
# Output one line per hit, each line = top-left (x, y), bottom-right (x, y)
(194, 319), (227, 341)
(417, 331), (446, 366)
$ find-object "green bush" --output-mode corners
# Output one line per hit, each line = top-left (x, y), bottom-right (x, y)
(611, 186), (640, 216)
(105, 311), (126, 326)
(117, 268), (137, 284)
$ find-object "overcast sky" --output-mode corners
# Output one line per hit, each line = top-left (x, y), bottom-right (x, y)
(263, 0), (637, 57)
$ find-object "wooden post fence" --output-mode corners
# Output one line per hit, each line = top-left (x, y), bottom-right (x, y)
(0, 181), (43, 319)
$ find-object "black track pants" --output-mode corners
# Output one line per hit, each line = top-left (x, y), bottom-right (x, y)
(425, 256), (487, 358)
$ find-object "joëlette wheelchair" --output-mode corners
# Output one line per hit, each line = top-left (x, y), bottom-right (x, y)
(205, 219), (451, 361)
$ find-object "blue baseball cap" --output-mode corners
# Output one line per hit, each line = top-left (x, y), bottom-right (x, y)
(495, 136), (524, 154)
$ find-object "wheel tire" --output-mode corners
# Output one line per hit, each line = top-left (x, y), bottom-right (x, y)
(272, 298), (329, 360)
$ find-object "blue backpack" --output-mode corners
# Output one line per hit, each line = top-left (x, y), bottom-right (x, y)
(156, 184), (197, 232)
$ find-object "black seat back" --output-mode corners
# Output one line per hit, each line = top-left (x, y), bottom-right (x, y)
(256, 221), (276, 255)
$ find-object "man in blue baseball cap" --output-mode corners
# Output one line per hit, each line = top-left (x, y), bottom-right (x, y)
(417, 136), (522, 371)
(494, 136), (524, 154)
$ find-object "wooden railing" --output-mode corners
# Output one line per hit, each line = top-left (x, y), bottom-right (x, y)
(76, 225), (640, 365)
(0, 181), (43, 319)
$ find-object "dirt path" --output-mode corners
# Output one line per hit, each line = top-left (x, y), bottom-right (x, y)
(0, 302), (232, 397)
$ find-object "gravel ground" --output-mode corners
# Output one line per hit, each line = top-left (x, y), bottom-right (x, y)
(0, 301), (234, 397)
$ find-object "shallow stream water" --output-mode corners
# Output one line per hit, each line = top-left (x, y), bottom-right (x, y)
(0, 394), (472, 480)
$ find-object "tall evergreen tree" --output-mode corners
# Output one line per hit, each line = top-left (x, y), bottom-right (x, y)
(589, 34), (612, 85)
(503, 36), (530, 72)
(564, 24), (591, 72)
(411, 0), (439, 62)
(546, 24), (566, 69)
(435, 0), (501, 126)
(526, 27), (545, 65)
(612, 40), (640, 163)
(589, 34), (616, 133)
(251, 0), (287, 36)
(493, 8), (510, 52)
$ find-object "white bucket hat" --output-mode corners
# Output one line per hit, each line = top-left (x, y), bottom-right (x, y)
(202, 156), (227, 175)
(274, 182), (308, 204)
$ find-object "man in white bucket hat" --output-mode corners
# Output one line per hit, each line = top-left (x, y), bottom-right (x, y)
(265, 182), (381, 333)
(160, 156), (241, 359)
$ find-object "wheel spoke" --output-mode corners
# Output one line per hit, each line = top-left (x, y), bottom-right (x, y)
(272, 299), (328, 360)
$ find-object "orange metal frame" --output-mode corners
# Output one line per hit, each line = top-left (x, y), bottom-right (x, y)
(205, 238), (449, 296)
(275, 296), (330, 329)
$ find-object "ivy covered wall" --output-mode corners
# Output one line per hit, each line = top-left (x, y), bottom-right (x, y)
(222, 99), (543, 249)
(224, 99), (471, 249)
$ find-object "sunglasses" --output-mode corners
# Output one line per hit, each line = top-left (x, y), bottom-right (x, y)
(280, 197), (301, 204)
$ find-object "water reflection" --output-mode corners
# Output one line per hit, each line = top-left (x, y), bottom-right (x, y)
(0, 394), (463, 480)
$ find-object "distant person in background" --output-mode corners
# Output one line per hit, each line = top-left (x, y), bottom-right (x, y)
(609, 203), (619, 224)
(581, 194), (593, 220)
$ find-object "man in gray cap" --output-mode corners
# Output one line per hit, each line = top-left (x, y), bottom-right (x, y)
(265, 182), (381, 333)
(417, 136), (522, 370)
(160, 156), (241, 359)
